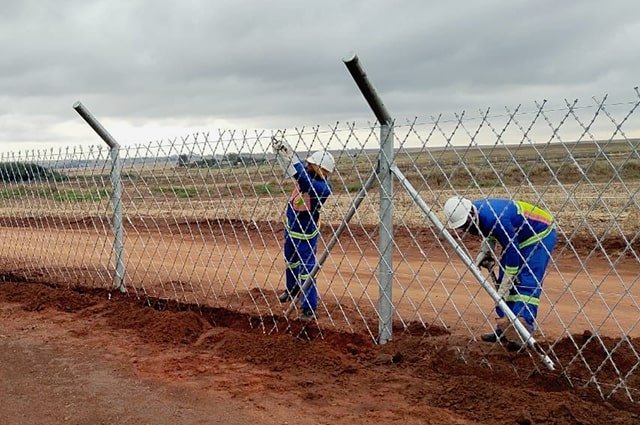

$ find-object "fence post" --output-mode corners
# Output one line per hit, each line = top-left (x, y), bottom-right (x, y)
(343, 53), (394, 344)
(72, 101), (126, 293)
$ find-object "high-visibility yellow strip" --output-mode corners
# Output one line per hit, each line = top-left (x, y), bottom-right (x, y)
(519, 225), (554, 249)
(505, 266), (519, 276)
(287, 261), (300, 269)
(515, 200), (554, 226)
(506, 294), (540, 306)
(285, 225), (319, 240)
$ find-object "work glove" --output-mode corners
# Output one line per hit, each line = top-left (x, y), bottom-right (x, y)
(271, 136), (299, 178)
(475, 238), (496, 271)
(496, 273), (516, 300)
(477, 251), (495, 271)
(271, 137), (294, 161)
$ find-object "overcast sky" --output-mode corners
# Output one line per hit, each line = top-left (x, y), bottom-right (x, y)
(1, 0), (639, 151)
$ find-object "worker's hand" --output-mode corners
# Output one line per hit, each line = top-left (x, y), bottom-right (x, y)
(271, 137), (294, 161)
(272, 136), (299, 178)
(271, 137), (283, 151)
(475, 238), (496, 271)
(477, 252), (495, 271)
(497, 274), (516, 299)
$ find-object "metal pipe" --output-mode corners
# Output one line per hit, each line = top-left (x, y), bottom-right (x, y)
(391, 164), (555, 370)
(377, 124), (394, 343)
(343, 53), (395, 343)
(109, 147), (126, 293)
(73, 102), (119, 149)
(73, 101), (126, 293)
(342, 53), (392, 125)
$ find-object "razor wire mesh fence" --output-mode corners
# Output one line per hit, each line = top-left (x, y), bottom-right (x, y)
(0, 90), (639, 399)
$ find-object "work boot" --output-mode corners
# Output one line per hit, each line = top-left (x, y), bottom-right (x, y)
(506, 340), (523, 352)
(278, 286), (300, 303)
(480, 329), (504, 343)
(299, 309), (316, 322)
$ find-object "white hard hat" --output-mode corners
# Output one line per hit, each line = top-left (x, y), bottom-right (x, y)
(443, 196), (473, 229)
(307, 150), (335, 173)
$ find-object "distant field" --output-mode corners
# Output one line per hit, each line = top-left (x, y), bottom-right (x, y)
(0, 140), (638, 238)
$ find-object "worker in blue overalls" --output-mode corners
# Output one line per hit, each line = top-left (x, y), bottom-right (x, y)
(271, 136), (334, 321)
(443, 196), (557, 350)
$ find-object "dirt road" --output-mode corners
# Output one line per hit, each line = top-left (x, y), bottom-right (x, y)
(0, 333), (274, 425)
(0, 286), (327, 425)
(0, 223), (638, 339)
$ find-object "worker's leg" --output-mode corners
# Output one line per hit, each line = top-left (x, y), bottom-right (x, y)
(295, 236), (319, 313)
(510, 229), (557, 330)
(490, 230), (556, 342)
(283, 232), (302, 297)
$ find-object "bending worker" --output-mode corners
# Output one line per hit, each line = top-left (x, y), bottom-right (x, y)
(271, 136), (334, 321)
(443, 196), (557, 350)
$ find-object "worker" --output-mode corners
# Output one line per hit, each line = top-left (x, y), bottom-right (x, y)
(443, 196), (557, 350)
(271, 137), (334, 321)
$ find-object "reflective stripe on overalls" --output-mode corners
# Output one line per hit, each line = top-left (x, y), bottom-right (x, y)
(506, 294), (541, 306)
(284, 224), (319, 240)
(509, 201), (555, 307)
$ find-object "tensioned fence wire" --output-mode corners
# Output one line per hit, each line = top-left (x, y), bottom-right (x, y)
(0, 90), (638, 400)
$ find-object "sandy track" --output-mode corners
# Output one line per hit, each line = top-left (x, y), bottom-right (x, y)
(1, 222), (638, 338)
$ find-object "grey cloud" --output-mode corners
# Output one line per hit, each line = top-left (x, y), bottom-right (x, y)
(0, 0), (639, 148)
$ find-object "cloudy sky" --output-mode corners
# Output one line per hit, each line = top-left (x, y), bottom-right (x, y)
(1, 0), (639, 151)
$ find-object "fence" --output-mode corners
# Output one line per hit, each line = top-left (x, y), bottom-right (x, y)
(0, 60), (638, 400)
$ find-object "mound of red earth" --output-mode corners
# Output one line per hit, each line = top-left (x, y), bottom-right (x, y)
(0, 279), (639, 424)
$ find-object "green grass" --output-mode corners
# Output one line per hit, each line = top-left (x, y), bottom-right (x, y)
(156, 186), (199, 198)
(346, 183), (363, 193)
(254, 184), (275, 195)
(53, 189), (110, 202)
(0, 187), (110, 202)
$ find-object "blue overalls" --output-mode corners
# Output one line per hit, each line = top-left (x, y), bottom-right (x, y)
(284, 162), (332, 312)
(474, 199), (557, 331)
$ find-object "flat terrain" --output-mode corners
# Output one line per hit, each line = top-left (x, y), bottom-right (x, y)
(0, 221), (637, 339)
(1, 139), (638, 422)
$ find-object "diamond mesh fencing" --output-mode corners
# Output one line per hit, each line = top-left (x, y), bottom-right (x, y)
(0, 89), (639, 400)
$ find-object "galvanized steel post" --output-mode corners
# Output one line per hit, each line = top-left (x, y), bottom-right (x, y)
(343, 53), (394, 344)
(73, 102), (126, 293)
